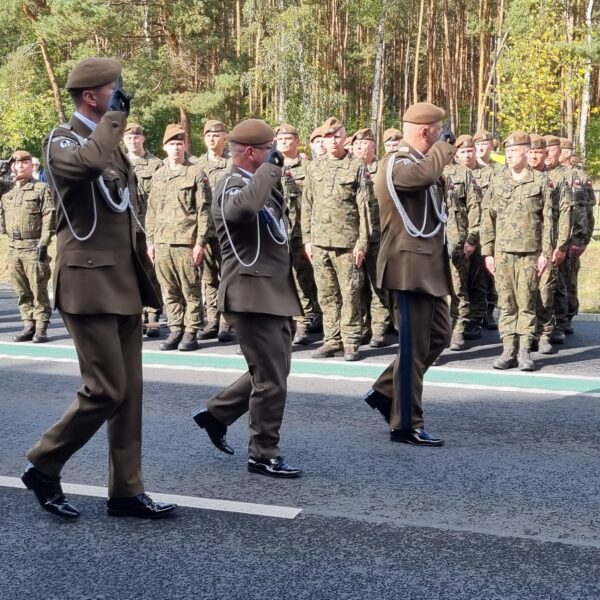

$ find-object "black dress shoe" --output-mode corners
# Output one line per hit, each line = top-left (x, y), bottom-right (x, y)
(248, 456), (303, 478)
(364, 388), (391, 423)
(21, 465), (80, 518)
(390, 428), (444, 446)
(107, 494), (177, 518)
(193, 410), (234, 455)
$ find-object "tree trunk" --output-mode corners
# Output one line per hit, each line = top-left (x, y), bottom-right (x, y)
(370, 1), (389, 145)
(579, 0), (594, 160)
(412, 0), (425, 102)
(565, 0), (575, 140)
(180, 106), (192, 154)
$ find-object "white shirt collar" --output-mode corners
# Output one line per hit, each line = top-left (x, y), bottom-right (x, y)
(73, 111), (98, 132)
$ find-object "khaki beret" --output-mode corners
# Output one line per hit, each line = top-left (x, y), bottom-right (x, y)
(66, 57), (121, 91)
(473, 129), (493, 143)
(124, 122), (144, 136)
(310, 127), (323, 142)
(383, 128), (402, 143)
(560, 138), (574, 150)
(163, 124), (186, 144)
(543, 135), (561, 147)
(204, 120), (227, 134)
(529, 134), (547, 150)
(455, 135), (475, 149)
(351, 128), (375, 144)
(229, 118), (274, 146)
(321, 117), (344, 135)
(12, 150), (32, 161)
(276, 123), (299, 136)
(344, 136), (353, 148)
(402, 102), (445, 125)
(503, 131), (531, 148)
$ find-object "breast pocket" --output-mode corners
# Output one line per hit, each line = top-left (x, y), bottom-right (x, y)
(523, 192), (543, 213)
(177, 183), (196, 213)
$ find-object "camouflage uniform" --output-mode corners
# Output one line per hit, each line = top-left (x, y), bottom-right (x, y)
(146, 160), (212, 334)
(302, 153), (369, 352)
(0, 177), (55, 330)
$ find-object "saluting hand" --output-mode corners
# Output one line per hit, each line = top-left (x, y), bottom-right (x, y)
(193, 244), (205, 266)
(353, 247), (365, 268)
(484, 256), (495, 275)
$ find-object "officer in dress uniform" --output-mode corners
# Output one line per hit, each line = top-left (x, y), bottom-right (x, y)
(363, 102), (455, 446)
(21, 57), (176, 519)
(192, 119), (303, 478)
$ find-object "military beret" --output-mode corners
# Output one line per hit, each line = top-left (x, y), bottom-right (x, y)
(344, 136), (353, 148)
(12, 150), (32, 161)
(455, 135), (475, 149)
(65, 57), (121, 91)
(276, 123), (299, 136)
(529, 134), (547, 150)
(402, 102), (445, 125)
(321, 117), (344, 135)
(560, 138), (574, 150)
(124, 122), (144, 136)
(163, 123), (186, 144)
(310, 127), (323, 142)
(383, 128), (402, 143)
(351, 128), (375, 144)
(229, 118), (274, 146)
(503, 131), (531, 148)
(543, 135), (561, 147)
(473, 129), (493, 143)
(204, 120), (227, 134)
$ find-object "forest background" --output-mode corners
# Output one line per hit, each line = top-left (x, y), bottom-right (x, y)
(1, 0), (600, 176)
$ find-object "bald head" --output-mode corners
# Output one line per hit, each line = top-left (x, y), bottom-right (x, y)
(402, 121), (442, 153)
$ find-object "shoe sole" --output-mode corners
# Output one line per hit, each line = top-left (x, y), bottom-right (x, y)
(311, 350), (344, 359)
(247, 465), (302, 478)
(107, 507), (177, 519)
(389, 437), (444, 447)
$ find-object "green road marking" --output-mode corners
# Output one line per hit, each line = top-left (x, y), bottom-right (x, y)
(1, 341), (599, 396)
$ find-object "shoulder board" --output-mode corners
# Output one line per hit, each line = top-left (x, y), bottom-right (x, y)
(397, 146), (410, 153)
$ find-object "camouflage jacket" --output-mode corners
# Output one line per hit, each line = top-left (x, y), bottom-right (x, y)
(471, 164), (494, 206)
(128, 151), (162, 227)
(443, 163), (481, 249)
(0, 177), (55, 249)
(556, 165), (595, 246)
(481, 168), (553, 257)
(543, 167), (573, 252)
(146, 160), (212, 247)
(194, 151), (231, 190)
(281, 154), (310, 239)
(364, 160), (381, 243)
(302, 153), (369, 251)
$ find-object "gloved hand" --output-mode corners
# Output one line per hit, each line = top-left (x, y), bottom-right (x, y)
(36, 244), (48, 261)
(108, 76), (131, 116)
(0, 157), (14, 178)
(439, 124), (456, 145)
(267, 145), (285, 167)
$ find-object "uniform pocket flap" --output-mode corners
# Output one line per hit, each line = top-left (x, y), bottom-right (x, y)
(398, 239), (433, 255)
(65, 250), (116, 268)
(238, 264), (276, 277)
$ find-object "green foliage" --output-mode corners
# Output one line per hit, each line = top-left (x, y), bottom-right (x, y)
(585, 115), (600, 180)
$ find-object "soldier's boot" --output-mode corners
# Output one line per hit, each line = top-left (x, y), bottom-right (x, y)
(311, 341), (344, 359)
(292, 323), (311, 346)
(550, 329), (566, 344)
(482, 308), (498, 330)
(32, 322), (49, 344)
(13, 321), (35, 342)
(564, 319), (574, 335)
(369, 330), (387, 348)
(146, 313), (161, 338)
(159, 329), (184, 351)
(463, 324), (482, 340)
(178, 331), (198, 352)
(343, 346), (360, 362)
(197, 320), (219, 340)
(538, 335), (554, 355)
(449, 331), (465, 351)
(307, 313), (323, 334)
(217, 321), (235, 343)
(493, 348), (518, 370)
(517, 348), (536, 372)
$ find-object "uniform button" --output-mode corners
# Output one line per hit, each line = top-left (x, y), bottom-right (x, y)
(87, 259), (93, 265)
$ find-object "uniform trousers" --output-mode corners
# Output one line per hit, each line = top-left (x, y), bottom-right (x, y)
(201, 236), (223, 325)
(27, 311), (145, 498)
(207, 312), (292, 459)
(9, 247), (52, 323)
(373, 291), (450, 430)
(535, 262), (557, 337)
(290, 236), (320, 328)
(136, 231), (162, 323)
(362, 241), (391, 337)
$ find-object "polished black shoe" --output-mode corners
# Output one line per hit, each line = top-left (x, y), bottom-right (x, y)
(193, 410), (234, 455)
(390, 428), (444, 446)
(364, 388), (391, 423)
(107, 493), (177, 518)
(21, 465), (80, 518)
(160, 329), (183, 351)
(146, 324), (160, 338)
(248, 456), (303, 478)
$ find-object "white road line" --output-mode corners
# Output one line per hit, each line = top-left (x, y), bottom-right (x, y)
(0, 476), (302, 519)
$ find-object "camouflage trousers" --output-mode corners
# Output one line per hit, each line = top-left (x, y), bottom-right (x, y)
(449, 247), (486, 333)
(9, 246), (52, 323)
(495, 251), (539, 350)
(362, 241), (390, 337)
(312, 245), (362, 349)
(554, 254), (580, 331)
(136, 231), (162, 323)
(535, 262), (557, 337)
(154, 244), (203, 332)
(290, 236), (321, 327)
(201, 237), (223, 325)
(467, 249), (489, 325)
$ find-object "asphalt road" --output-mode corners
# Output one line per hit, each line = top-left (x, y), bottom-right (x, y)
(1, 285), (599, 600)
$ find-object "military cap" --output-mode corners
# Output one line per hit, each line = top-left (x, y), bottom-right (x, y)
(455, 135), (475, 149)
(229, 119), (274, 146)
(529, 134), (547, 149)
(473, 129), (493, 143)
(383, 128), (402, 143)
(310, 127), (323, 142)
(204, 120), (227, 134)
(321, 117), (344, 135)
(12, 150), (32, 161)
(402, 102), (445, 125)
(344, 136), (353, 148)
(543, 135), (561, 147)
(276, 123), (299, 137)
(163, 124), (186, 144)
(65, 57), (121, 91)
(124, 122), (144, 136)
(503, 131), (531, 148)
(560, 138), (574, 150)
(351, 128), (375, 144)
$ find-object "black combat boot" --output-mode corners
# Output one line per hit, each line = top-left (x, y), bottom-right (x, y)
(32, 322), (49, 344)
(146, 313), (161, 338)
(482, 308), (498, 330)
(159, 329), (183, 351)
(14, 321), (35, 342)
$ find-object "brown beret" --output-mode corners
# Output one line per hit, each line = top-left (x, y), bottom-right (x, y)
(276, 123), (299, 136)
(124, 122), (144, 136)
(310, 127), (323, 142)
(66, 57), (121, 91)
(560, 138), (574, 150)
(402, 102), (445, 125)
(383, 128), (402, 143)
(321, 117), (344, 135)
(351, 128), (375, 144)
(503, 131), (531, 148)
(163, 124), (186, 144)
(204, 120), (227, 134)
(229, 118), (274, 146)
(543, 135), (561, 147)
(473, 129), (493, 143)
(529, 134), (547, 150)
(12, 150), (32, 161)
(455, 135), (475, 149)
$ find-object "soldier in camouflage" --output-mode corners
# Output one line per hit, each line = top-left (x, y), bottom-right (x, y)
(146, 124), (212, 352)
(474, 129), (504, 173)
(0, 151), (55, 343)
(382, 128), (402, 154)
(481, 132), (553, 372)
(302, 117), (369, 361)
(310, 127), (326, 160)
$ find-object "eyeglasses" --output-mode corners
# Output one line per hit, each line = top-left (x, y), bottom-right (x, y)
(252, 145), (273, 152)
